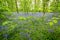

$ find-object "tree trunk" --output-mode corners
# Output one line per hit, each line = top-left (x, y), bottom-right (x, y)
(15, 0), (19, 13)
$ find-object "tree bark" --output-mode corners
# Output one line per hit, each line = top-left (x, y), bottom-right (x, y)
(15, 0), (19, 13)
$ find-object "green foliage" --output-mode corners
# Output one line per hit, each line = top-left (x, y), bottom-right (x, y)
(0, 0), (60, 12)
(0, 15), (60, 40)
(0, 0), (60, 40)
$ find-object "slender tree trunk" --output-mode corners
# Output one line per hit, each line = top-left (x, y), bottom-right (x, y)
(55, 0), (58, 13)
(11, 0), (13, 12)
(43, 0), (45, 16)
(34, 0), (37, 12)
(15, 0), (19, 13)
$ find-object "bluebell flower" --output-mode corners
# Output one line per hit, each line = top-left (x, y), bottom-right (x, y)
(20, 32), (24, 35)
(3, 34), (8, 38)
(48, 29), (54, 33)
(25, 33), (29, 37)
(0, 26), (3, 31)
(29, 38), (32, 40)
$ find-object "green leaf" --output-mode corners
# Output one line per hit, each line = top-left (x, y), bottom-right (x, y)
(2, 21), (9, 25)
(18, 16), (26, 20)
(49, 22), (54, 26)
(53, 20), (58, 23)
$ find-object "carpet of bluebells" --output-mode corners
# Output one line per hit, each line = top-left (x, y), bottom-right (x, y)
(0, 13), (60, 40)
